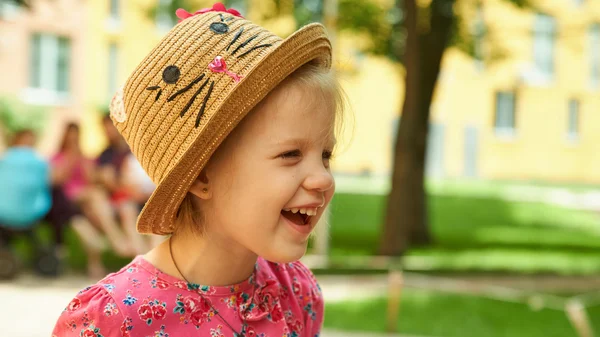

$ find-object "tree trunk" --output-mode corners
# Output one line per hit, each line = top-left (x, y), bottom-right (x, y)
(380, 0), (455, 256)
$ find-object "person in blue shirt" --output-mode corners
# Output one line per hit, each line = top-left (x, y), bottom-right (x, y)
(0, 129), (51, 229)
(0, 128), (111, 279)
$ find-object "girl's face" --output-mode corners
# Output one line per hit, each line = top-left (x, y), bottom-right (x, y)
(198, 80), (336, 263)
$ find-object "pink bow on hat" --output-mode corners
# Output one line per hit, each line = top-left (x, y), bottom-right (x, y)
(176, 2), (244, 22)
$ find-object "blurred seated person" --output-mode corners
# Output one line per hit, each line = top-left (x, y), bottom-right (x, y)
(45, 183), (108, 279)
(0, 129), (51, 232)
(121, 153), (155, 204)
(0, 129), (104, 278)
(50, 122), (133, 258)
(121, 152), (164, 248)
(98, 115), (156, 254)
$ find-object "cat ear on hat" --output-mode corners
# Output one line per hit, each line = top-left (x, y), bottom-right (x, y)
(109, 86), (126, 123)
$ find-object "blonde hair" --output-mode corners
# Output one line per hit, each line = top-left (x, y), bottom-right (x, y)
(174, 62), (347, 235)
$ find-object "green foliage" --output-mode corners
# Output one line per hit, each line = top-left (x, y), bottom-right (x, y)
(4, 0), (29, 7)
(325, 291), (579, 336)
(292, 0), (323, 27)
(0, 96), (47, 139)
(328, 187), (600, 274)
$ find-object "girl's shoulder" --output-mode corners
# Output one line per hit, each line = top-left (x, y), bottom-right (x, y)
(257, 257), (323, 303)
(51, 256), (179, 337)
(255, 258), (324, 331)
(51, 282), (128, 337)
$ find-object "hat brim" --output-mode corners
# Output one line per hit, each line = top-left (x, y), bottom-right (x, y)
(136, 23), (332, 235)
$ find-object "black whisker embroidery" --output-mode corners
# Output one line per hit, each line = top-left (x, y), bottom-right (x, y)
(227, 27), (244, 51)
(146, 85), (163, 101)
(231, 34), (259, 56)
(180, 78), (209, 118)
(167, 74), (206, 102)
(237, 44), (273, 58)
(196, 81), (215, 128)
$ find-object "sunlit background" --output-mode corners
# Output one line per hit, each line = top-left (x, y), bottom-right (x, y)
(2, 0), (600, 336)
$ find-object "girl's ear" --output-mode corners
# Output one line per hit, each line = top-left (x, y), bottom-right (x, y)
(189, 169), (212, 200)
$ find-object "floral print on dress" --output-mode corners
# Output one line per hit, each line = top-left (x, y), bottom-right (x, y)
(52, 256), (323, 337)
(138, 298), (168, 325)
(104, 302), (119, 317)
(80, 324), (104, 337)
(221, 294), (238, 309)
(210, 324), (225, 337)
(151, 277), (170, 290)
(122, 291), (138, 306)
(173, 294), (216, 328)
(121, 317), (134, 337)
(103, 284), (116, 294)
(147, 324), (169, 337)
(66, 319), (77, 332)
(67, 297), (82, 312)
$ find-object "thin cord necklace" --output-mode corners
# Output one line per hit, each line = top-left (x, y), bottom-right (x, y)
(168, 236), (257, 337)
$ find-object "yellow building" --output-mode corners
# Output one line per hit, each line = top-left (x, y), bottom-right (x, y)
(0, 0), (88, 155)
(6, 0), (599, 185)
(81, 0), (177, 155)
(333, 0), (600, 185)
(438, 0), (600, 183)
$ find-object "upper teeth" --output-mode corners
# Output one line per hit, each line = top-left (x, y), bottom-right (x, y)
(283, 207), (319, 216)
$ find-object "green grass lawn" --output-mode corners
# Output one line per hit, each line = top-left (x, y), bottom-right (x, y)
(324, 289), (586, 337)
(327, 191), (600, 274)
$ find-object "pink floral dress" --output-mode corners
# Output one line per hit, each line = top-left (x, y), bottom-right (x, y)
(52, 256), (323, 337)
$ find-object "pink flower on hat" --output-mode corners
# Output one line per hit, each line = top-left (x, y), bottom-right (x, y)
(176, 2), (243, 22)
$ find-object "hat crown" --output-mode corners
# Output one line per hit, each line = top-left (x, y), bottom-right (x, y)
(111, 11), (283, 184)
(108, 5), (331, 234)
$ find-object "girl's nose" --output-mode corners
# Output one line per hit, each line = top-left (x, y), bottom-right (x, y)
(303, 168), (335, 193)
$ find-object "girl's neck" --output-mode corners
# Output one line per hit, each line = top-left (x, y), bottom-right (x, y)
(146, 230), (258, 287)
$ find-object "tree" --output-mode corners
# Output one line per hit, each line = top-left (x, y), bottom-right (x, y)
(380, 0), (532, 256)
(379, 0), (453, 255)
(0, 95), (47, 142)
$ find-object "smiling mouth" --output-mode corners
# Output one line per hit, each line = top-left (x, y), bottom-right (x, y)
(281, 210), (311, 226)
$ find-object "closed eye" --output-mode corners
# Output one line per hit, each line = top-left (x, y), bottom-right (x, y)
(279, 150), (302, 159)
(279, 150), (334, 161)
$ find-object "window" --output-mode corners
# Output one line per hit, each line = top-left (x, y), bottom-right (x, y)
(110, 0), (119, 19)
(29, 33), (71, 94)
(494, 91), (516, 136)
(567, 99), (579, 140)
(590, 24), (600, 87)
(108, 43), (119, 97)
(0, 0), (20, 20)
(533, 14), (556, 79)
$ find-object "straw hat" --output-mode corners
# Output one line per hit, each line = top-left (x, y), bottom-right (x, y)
(109, 3), (332, 235)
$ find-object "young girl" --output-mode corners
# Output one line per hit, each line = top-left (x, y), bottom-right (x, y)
(52, 3), (344, 336)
